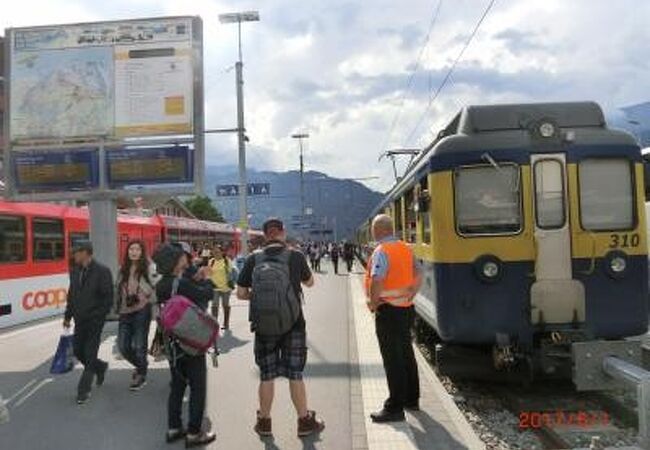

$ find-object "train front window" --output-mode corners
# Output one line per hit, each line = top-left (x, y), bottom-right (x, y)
(33, 218), (65, 261)
(0, 215), (26, 263)
(455, 164), (521, 235)
(579, 159), (634, 231)
(534, 159), (565, 229)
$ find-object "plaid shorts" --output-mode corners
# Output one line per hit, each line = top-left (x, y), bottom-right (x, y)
(254, 322), (307, 381)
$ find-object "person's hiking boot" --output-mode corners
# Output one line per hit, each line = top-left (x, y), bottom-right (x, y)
(254, 412), (272, 437)
(185, 431), (216, 448)
(129, 374), (147, 391)
(370, 408), (405, 423)
(165, 428), (186, 443)
(96, 362), (108, 387)
(297, 410), (325, 437)
(76, 392), (91, 405)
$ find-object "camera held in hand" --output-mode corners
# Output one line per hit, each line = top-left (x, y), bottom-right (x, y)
(125, 294), (140, 308)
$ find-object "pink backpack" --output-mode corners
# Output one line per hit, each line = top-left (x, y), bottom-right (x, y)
(160, 279), (219, 355)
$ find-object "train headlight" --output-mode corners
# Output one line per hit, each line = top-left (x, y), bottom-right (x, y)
(539, 122), (556, 138)
(610, 256), (626, 273)
(474, 255), (503, 283)
(483, 261), (500, 278)
(604, 251), (628, 279)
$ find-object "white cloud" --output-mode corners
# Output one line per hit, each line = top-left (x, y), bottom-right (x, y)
(2, 0), (649, 191)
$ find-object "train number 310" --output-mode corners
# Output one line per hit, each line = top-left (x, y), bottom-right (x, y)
(609, 233), (640, 249)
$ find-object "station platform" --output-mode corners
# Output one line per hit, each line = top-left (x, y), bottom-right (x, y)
(0, 264), (483, 450)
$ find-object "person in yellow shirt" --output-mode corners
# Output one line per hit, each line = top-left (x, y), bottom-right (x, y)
(209, 245), (237, 330)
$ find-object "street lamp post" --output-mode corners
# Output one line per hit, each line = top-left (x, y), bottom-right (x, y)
(291, 133), (309, 216)
(219, 10), (259, 257)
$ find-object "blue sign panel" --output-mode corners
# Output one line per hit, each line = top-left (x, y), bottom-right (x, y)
(216, 182), (271, 197)
(106, 146), (193, 188)
(12, 149), (99, 193)
(248, 182), (270, 196)
(216, 184), (240, 197)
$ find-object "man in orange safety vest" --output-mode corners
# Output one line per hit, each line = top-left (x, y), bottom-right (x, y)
(364, 214), (422, 423)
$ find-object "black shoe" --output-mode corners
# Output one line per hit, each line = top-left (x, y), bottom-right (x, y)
(76, 392), (91, 405)
(404, 402), (420, 411)
(166, 428), (186, 443)
(370, 408), (405, 423)
(185, 431), (216, 448)
(96, 362), (108, 387)
(129, 375), (147, 391)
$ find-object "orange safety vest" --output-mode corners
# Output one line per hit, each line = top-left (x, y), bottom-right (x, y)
(364, 240), (416, 308)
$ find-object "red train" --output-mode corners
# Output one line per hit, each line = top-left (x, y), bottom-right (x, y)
(0, 200), (261, 329)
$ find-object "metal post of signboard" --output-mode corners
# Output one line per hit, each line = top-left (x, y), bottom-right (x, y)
(193, 17), (205, 195)
(89, 140), (118, 277)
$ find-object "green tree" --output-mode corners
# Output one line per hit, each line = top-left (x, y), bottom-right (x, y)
(183, 196), (225, 222)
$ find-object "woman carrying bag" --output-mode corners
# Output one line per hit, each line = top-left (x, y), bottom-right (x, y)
(116, 240), (155, 391)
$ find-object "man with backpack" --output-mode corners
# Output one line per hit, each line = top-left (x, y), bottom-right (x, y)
(236, 218), (325, 438)
(153, 242), (217, 448)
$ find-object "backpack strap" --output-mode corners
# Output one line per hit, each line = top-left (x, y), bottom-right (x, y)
(171, 277), (180, 297)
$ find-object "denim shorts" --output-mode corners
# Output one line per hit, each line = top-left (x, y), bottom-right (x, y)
(254, 321), (307, 381)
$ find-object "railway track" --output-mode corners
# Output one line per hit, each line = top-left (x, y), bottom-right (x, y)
(415, 336), (640, 449)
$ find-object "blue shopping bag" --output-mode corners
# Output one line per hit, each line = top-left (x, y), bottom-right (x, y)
(49, 332), (75, 375)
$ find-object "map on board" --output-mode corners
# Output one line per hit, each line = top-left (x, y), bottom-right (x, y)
(8, 17), (195, 142)
(11, 47), (113, 139)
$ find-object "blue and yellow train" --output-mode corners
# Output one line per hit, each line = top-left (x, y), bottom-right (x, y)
(358, 102), (649, 384)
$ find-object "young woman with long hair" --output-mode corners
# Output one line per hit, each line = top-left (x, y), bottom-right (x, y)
(116, 240), (155, 391)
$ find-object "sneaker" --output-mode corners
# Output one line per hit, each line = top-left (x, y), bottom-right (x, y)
(76, 392), (91, 405)
(129, 375), (147, 391)
(166, 428), (186, 443)
(297, 410), (325, 437)
(254, 412), (272, 437)
(96, 362), (108, 387)
(185, 431), (216, 448)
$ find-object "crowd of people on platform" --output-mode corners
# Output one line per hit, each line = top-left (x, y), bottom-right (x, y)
(61, 219), (328, 447)
(60, 214), (419, 447)
(300, 240), (359, 275)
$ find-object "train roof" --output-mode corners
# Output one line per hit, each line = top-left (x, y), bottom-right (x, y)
(368, 101), (639, 219)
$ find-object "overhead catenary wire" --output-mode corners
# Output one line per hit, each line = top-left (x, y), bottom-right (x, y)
(403, 0), (497, 146)
(378, 0), (444, 154)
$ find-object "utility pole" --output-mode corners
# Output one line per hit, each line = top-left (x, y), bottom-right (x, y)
(219, 11), (259, 256)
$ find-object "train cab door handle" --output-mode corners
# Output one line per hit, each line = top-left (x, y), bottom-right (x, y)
(579, 233), (597, 275)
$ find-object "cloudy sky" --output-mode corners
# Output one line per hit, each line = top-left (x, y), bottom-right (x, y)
(2, 0), (649, 191)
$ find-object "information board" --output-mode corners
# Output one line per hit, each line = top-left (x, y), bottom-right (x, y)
(8, 17), (197, 142)
(106, 145), (192, 188)
(12, 149), (99, 192)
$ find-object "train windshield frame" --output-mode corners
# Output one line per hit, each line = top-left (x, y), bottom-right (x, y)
(578, 158), (636, 232)
(454, 163), (522, 236)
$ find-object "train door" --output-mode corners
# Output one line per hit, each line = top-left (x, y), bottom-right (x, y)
(530, 154), (585, 325)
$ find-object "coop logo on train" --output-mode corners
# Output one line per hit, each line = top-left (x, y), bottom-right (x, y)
(22, 289), (68, 310)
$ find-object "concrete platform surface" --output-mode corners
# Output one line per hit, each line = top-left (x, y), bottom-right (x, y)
(0, 263), (484, 449)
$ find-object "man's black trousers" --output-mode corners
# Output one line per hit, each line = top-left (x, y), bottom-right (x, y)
(375, 304), (419, 412)
(73, 318), (107, 396)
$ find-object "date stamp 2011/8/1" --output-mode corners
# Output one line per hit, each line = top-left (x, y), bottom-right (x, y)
(519, 411), (610, 429)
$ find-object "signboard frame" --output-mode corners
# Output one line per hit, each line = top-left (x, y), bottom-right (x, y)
(2, 15), (205, 201)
